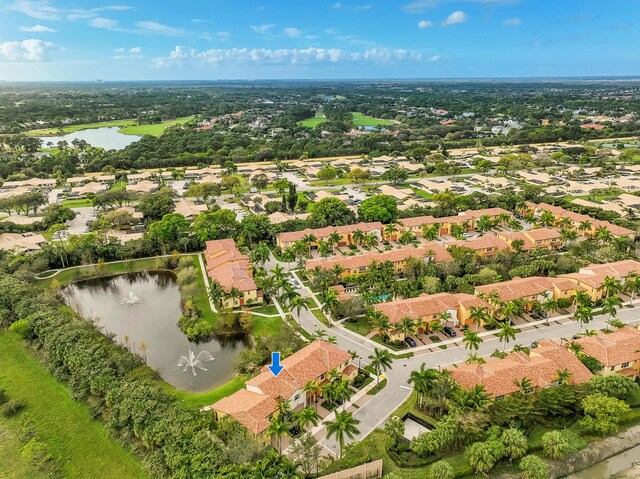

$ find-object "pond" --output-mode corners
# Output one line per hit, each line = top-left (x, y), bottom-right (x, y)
(564, 444), (640, 478)
(38, 126), (141, 150)
(62, 271), (251, 393)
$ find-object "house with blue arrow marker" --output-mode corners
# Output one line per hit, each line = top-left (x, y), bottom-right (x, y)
(209, 340), (358, 436)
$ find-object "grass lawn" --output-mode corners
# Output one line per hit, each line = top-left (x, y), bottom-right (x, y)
(193, 254), (219, 326)
(250, 314), (284, 337)
(0, 414), (51, 479)
(248, 304), (279, 316)
(0, 330), (148, 479)
(60, 198), (93, 208)
(311, 308), (331, 327)
(157, 376), (246, 410)
(119, 117), (193, 136)
(411, 187), (433, 200)
(351, 112), (395, 127)
(297, 113), (327, 128)
(342, 316), (371, 335)
(109, 180), (127, 191)
(24, 119), (135, 136)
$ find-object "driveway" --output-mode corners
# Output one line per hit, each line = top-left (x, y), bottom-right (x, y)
(65, 206), (95, 235)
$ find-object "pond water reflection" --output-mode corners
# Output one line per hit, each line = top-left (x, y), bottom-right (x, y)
(38, 127), (141, 150)
(62, 271), (250, 393)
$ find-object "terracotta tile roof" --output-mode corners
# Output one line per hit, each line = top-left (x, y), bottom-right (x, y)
(400, 208), (512, 230)
(560, 260), (640, 290)
(534, 203), (636, 237)
(476, 276), (575, 302)
(374, 292), (488, 324)
(524, 228), (561, 241)
(305, 243), (452, 272)
(449, 234), (510, 253)
(211, 389), (277, 435)
(246, 340), (352, 400)
(573, 327), (640, 367)
(449, 339), (592, 398)
(204, 239), (257, 292)
(276, 222), (383, 244)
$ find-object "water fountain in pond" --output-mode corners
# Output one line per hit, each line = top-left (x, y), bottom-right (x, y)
(178, 350), (215, 376)
(121, 291), (142, 307)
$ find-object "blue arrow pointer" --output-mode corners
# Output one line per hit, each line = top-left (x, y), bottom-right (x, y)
(268, 351), (284, 377)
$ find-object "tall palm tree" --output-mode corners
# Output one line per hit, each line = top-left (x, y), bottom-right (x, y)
(327, 231), (341, 253)
(513, 377), (533, 394)
(578, 220), (592, 236)
(281, 247), (296, 267)
(463, 330), (483, 353)
(469, 306), (490, 331)
(408, 364), (439, 409)
(602, 294), (622, 325)
(320, 289), (339, 324)
(303, 379), (320, 410)
(325, 411), (360, 459)
(367, 310), (393, 340)
(384, 223), (398, 242)
(624, 273), (640, 303)
(538, 210), (556, 227)
(296, 407), (320, 431)
(422, 224), (439, 241)
(573, 305), (594, 335)
(395, 316), (416, 340)
(398, 230), (417, 246)
(599, 276), (622, 299)
(335, 379), (354, 411)
(289, 295), (311, 324)
(368, 347), (393, 386)
(364, 232), (379, 249)
(266, 416), (290, 454)
(270, 264), (287, 289)
(207, 280), (225, 308)
(302, 233), (318, 256)
(352, 229), (365, 247)
(498, 321), (517, 353)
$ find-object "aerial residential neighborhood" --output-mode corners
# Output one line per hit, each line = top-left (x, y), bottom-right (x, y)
(3, 1), (640, 478)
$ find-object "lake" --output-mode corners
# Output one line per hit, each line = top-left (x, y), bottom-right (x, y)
(564, 444), (640, 478)
(38, 126), (142, 150)
(62, 271), (251, 393)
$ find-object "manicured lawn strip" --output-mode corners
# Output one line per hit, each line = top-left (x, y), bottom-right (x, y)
(311, 308), (331, 327)
(392, 391), (438, 426)
(24, 119), (135, 136)
(342, 316), (372, 335)
(248, 304), (279, 316)
(0, 415), (51, 479)
(119, 117), (193, 136)
(411, 187), (433, 200)
(39, 256), (167, 288)
(0, 330), (148, 479)
(193, 254), (219, 326)
(109, 180), (127, 191)
(61, 198), (93, 208)
(367, 378), (387, 395)
(157, 376), (246, 410)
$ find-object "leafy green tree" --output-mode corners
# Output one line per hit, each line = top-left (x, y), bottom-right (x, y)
(500, 427), (528, 462)
(192, 209), (238, 242)
(464, 440), (505, 475)
(579, 393), (630, 436)
(519, 455), (550, 479)
(588, 374), (639, 401)
(250, 173), (269, 192)
(317, 165), (338, 184)
(381, 167), (409, 185)
(138, 192), (175, 220)
(146, 213), (190, 253)
(308, 197), (355, 227)
(358, 194), (399, 223)
(428, 460), (454, 479)
(384, 416), (405, 448)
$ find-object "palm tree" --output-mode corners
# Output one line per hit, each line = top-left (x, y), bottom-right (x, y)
(317, 240), (331, 258)
(303, 379), (320, 410)
(395, 316), (416, 340)
(364, 232), (379, 249)
(573, 305), (594, 335)
(469, 306), (490, 331)
(368, 347), (393, 386)
(289, 295), (311, 324)
(513, 377), (533, 394)
(251, 242), (271, 267)
(367, 310), (393, 340)
(281, 247), (296, 266)
(624, 273), (640, 303)
(325, 411), (360, 459)
(572, 290), (592, 310)
(554, 368), (572, 385)
(352, 229), (365, 247)
(270, 264), (287, 289)
(335, 379), (354, 411)
(296, 407), (320, 431)
(278, 283), (299, 308)
(602, 294), (622, 325)
(578, 220), (592, 235)
(465, 353), (487, 364)
(266, 416), (290, 454)
(224, 287), (242, 309)
(560, 228), (578, 247)
(207, 280), (225, 308)
(408, 364), (439, 409)
(384, 223), (398, 242)
(498, 321), (517, 353)
(463, 330), (483, 353)
(302, 233), (317, 256)
(599, 276), (622, 299)
(438, 311), (452, 326)
(327, 231), (341, 253)
(538, 210), (556, 227)
(320, 289), (339, 324)
(500, 300), (525, 324)
(398, 230), (417, 246)
(594, 226), (613, 244)
(422, 224), (439, 241)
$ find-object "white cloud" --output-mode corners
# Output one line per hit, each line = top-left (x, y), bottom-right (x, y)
(502, 17), (521, 26)
(332, 2), (372, 10)
(283, 27), (303, 38)
(0, 38), (56, 61)
(332, 2), (343, 8)
(19, 24), (56, 32)
(115, 47), (125, 53)
(428, 54), (441, 61)
(251, 23), (275, 34)
(94, 5), (133, 11)
(418, 20), (433, 28)
(442, 10), (468, 26)
(135, 20), (185, 37)
(153, 46), (423, 68)
(89, 17), (119, 30)
(8, 0), (60, 20)
(129, 46), (141, 54)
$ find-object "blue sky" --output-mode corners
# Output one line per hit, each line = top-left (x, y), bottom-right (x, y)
(0, 0), (639, 81)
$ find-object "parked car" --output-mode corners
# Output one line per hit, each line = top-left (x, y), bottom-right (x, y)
(462, 233), (473, 238)
(405, 337), (417, 348)
(443, 326), (457, 337)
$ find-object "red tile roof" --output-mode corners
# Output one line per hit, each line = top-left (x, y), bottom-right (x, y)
(573, 327), (640, 367)
(476, 276), (576, 302)
(560, 259), (640, 289)
(204, 239), (257, 292)
(212, 389), (277, 435)
(449, 339), (593, 398)
(276, 222), (383, 244)
(374, 292), (488, 324)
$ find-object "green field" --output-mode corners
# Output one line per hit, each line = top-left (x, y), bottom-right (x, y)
(25, 117), (193, 138)
(0, 330), (148, 479)
(298, 112), (395, 128)
(352, 112), (395, 127)
(60, 198), (94, 208)
(158, 375), (246, 410)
